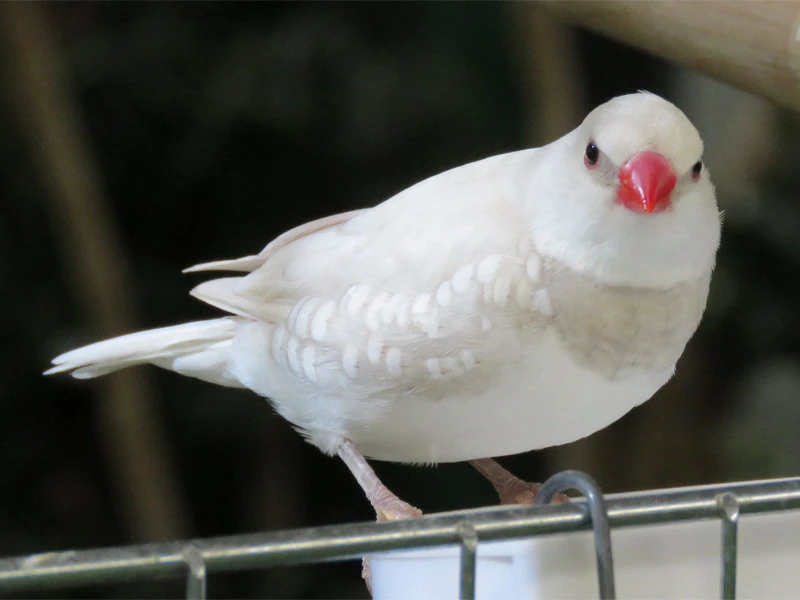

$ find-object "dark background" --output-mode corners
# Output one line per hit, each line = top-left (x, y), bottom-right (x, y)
(1, 3), (798, 598)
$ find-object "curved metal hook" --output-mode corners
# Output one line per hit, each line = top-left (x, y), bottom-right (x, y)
(534, 470), (616, 599)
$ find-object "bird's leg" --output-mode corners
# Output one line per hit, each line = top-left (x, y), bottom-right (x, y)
(470, 458), (570, 505)
(338, 439), (422, 592)
(338, 439), (422, 521)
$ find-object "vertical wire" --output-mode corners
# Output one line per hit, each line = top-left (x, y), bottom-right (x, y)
(457, 521), (478, 600)
(717, 493), (740, 600)
(183, 546), (207, 600)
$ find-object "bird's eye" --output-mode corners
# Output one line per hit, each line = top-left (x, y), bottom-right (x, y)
(691, 160), (702, 181)
(584, 142), (599, 169)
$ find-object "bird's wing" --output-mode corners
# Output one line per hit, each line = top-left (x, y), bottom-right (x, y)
(189, 149), (549, 395)
(189, 149), (537, 318)
(183, 209), (369, 274)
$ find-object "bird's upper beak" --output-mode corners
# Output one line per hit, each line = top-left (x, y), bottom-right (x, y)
(617, 151), (676, 214)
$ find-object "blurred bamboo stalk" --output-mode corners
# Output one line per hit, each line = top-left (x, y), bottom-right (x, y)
(0, 3), (188, 541)
(514, 3), (587, 145)
(542, 1), (800, 112)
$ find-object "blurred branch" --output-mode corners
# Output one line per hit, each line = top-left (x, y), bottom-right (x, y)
(541, 1), (800, 112)
(514, 3), (586, 145)
(0, 3), (188, 541)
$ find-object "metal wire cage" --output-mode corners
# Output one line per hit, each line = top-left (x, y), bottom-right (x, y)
(0, 470), (798, 600)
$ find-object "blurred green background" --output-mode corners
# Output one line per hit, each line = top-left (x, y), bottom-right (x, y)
(1, 2), (798, 598)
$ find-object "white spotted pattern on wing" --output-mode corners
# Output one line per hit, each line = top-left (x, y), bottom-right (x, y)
(426, 358), (443, 379)
(343, 345), (359, 379)
(396, 297), (411, 329)
(411, 293), (430, 315)
(476, 256), (501, 284)
(294, 297), (321, 338)
(382, 293), (405, 326)
(436, 281), (453, 306)
(271, 252), (557, 390)
(310, 300), (336, 341)
(286, 297), (308, 333)
(423, 309), (440, 339)
(302, 346), (318, 382)
(492, 275), (511, 308)
(460, 349), (476, 370)
(385, 347), (403, 378)
(367, 338), (383, 365)
(346, 284), (370, 317)
(452, 264), (475, 294)
(366, 292), (390, 332)
(287, 337), (301, 374)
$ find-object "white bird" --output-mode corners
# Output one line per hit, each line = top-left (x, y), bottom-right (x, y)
(47, 92), (720, 522)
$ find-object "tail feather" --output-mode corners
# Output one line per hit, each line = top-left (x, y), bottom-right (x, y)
(189, 278), (287, 323)
(46, 317), (244, 387)
(182, 255), (263, 274)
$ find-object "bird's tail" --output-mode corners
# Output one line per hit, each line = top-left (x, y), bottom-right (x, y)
(45, 317), (245, 388)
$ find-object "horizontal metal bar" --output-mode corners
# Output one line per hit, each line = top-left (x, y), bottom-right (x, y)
(0, 476), (798, 593)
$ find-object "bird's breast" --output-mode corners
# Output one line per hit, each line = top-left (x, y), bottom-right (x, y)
(544, 262), (712, 380)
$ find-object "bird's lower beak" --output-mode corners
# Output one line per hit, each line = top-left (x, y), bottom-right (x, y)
(617, 151), (676, 214)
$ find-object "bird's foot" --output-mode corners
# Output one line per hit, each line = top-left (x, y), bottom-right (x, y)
(494, 478), (570, 505)
(337, 439), (422, 595)
(470, 458), (570, 505)
(361, 493), (422, 595)
(376, 497), (423, 522)
(362, 491), (422, 593)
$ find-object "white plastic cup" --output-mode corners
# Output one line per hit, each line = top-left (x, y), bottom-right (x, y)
(368, 538), (538, 600)
(367, 509), (800, 599)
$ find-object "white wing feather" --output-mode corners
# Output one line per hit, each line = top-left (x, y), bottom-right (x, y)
(219, 149), (537, 308)
(183, 209), (369, 274)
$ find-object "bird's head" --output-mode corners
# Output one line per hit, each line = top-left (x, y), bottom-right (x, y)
(526, 91), (721, 288)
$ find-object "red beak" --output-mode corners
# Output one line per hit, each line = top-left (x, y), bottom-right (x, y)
(617, 151), (676, 214)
